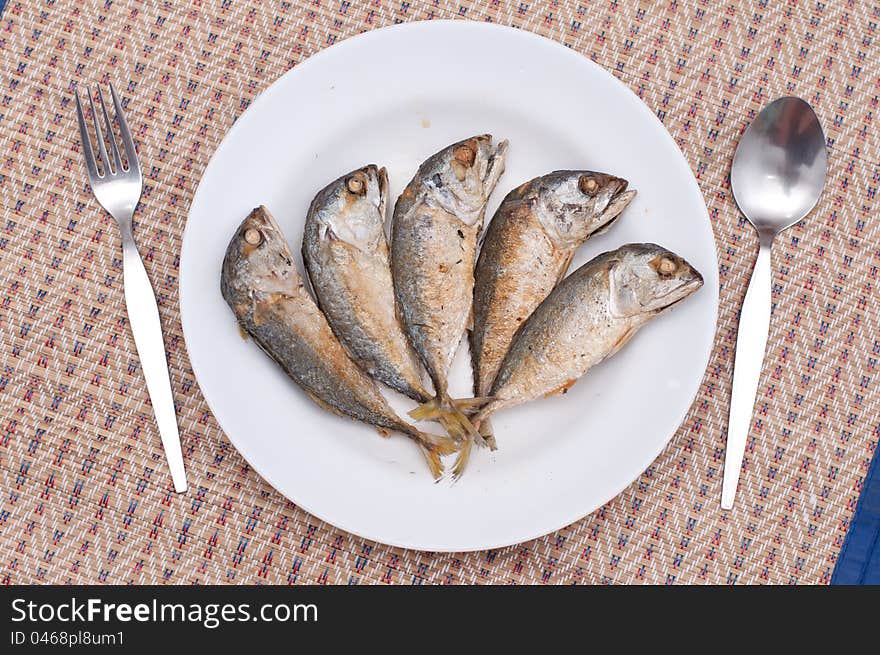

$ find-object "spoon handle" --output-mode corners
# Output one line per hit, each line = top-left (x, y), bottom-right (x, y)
(721, 235), (774, 509)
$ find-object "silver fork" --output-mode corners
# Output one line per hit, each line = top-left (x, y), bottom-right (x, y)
(75, 83), (187, 493)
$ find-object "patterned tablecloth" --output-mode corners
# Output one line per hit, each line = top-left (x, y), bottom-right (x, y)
(1, 0), (878, 585)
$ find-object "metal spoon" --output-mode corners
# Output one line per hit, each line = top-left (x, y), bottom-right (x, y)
(721, 96), (827, 509)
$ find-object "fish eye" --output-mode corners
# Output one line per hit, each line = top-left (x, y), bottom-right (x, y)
(659, 257), (677, 274)
(432, 172), (443, 188)
(578, 175), (599, 196)
(453, 145), (476, 167)
(648, 255), (678, 277)
(244, 227), (262, 246)
(346, 174), (367, 195)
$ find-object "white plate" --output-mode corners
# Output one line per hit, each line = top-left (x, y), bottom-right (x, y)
(180, 21), (718, 551)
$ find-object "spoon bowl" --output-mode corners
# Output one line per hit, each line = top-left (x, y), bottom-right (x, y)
(721, 96), (827, 510)
(730, 96), (827, 237)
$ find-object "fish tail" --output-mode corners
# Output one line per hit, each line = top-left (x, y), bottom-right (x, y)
(407, 395), (489, 447)
(405, 427), (459, 480)
(448, 413), (500, 480)
(408, 396), (492, 418)
(418, 444), (445, 480)
(450, 433), (473, 480)
(413, 428), (458, 457)
(435, 412), (466, 442)
(468, 403), (501, 448)
(454, 397), (496, 447)
(479, 417), (498, 451)
(408, 396), (443, 422)
(439, 392), (488, 447)
(443, 393), (497, 480)
(470, 404), (493, 426)
(450, 396), (495, 413)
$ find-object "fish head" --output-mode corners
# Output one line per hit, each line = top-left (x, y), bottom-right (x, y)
(222, 205), (296, 301)
(608, 243), (704, 318)
(310, 165), (388, 253)
(423, 135), (508, 225)
(531, 171), (636, 248)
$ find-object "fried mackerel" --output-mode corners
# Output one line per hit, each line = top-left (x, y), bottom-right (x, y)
(390, 135), (507, 440)
(302, 165), (432, 404)
(470, 170), (636, 449)
(461, 243), (703, 475)
(221, 206), (456, 478)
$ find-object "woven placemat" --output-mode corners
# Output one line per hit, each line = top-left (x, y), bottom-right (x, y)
(1, 0), (877, 585)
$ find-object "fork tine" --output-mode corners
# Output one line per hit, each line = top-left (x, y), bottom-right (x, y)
(86, 86), (113, 175)
(74, 87), (100, 181)
(96, 86), (123, 174)
(109, 82), (140, 176)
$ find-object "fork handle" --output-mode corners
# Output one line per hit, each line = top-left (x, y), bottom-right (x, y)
(721, 233), (774, 509)
(121, 234), (188, 493)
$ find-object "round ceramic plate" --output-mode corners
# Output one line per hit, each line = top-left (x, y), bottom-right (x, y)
(180, 21), (718, 551)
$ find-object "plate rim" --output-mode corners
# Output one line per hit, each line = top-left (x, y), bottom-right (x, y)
(179, 19), (720, 552)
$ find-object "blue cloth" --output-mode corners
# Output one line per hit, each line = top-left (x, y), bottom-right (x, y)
(832, 431), (880, 584)
(0, 0), (874, 585)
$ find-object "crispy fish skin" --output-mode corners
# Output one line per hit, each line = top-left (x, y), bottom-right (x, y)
(458, 243), (703, 475)
(471, 171), (637, 403)
(302, 165), (431, 403)
(221, 206), (454, 478)
(391, 135), (507, 437)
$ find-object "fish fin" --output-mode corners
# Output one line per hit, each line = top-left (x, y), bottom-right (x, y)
(418, 444), (444, 480)
(252, 299), (268, 326)
(442, 392), (487, 447)
(437, 412), (488, 448)
(413, 427), (460, 479)
(556, 251), (576, 285)
(409, 394), (488, 447)
(450, 396), (495, 412)
(479, 417), (498, 451)
(413, 429), (458, 457)
(608, 326), (637, 357)
(304, 389), (347, 419)
(470, 405), (491, 429)
(319, 218), (338, 242)
(450, 434), (473, 480)
(608, 258), (644, 319)
(449, 405), (498, 479)
(451, 397), (496, 449)
(545, 378), (578, 397)
(448, 400), (500, 478)
(409, 397), (442, 422)
(589, 223), (613, 238)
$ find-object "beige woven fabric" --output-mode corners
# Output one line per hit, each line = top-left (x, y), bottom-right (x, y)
(1, 0), (877, 585)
